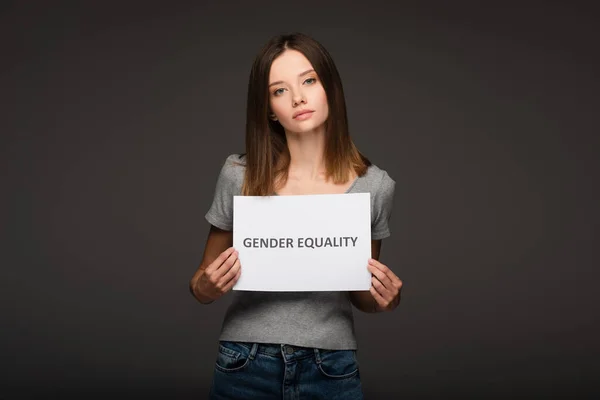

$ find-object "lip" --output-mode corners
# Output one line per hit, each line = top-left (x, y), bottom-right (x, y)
(293, 109), (314, 119)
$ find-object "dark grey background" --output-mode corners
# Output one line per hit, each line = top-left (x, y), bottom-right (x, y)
(2, 1), (598, 399)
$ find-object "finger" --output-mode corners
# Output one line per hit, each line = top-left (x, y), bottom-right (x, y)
(368, 264), (394, 291)
(221, 265), (242, 293)
(205, 247), (236, 274)
(220, 258), (241, 287)
(208, 250), (238, 281)
(371, 266), (402, 300)
(217, 249), (238, 273)
(371, 274), (394, 300)
(369, 286), (387, 309)
(368, 258), (386, 270)
(369, 259), (402, 286)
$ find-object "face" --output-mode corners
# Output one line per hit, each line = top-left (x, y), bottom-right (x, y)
(268, 49), (329, 134)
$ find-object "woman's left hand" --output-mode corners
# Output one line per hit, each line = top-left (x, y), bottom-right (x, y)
(367, 258), (403, 312)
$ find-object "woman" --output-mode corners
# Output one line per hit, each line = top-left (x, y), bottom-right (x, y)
(189, 32), (402, 399)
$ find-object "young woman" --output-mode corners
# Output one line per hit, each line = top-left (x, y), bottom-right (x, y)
(189, 32), (403, 399)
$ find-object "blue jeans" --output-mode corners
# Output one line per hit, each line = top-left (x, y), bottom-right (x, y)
(209, 341), (364, 399)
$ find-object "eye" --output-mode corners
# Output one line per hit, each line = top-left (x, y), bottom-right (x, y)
(273, 88), (285, 96)
(304, 77), (316, 85)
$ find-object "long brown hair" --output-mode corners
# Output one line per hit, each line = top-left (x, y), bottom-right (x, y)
(241, 32), (371, 196)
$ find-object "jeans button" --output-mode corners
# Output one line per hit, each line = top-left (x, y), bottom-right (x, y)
(286, 346), (294, 354)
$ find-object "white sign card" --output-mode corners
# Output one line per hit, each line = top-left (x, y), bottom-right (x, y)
(232, 193), (371, 291)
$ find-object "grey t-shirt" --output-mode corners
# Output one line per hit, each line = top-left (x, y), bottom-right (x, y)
(205, 154), (395, 350)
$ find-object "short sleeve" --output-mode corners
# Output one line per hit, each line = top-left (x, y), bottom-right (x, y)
(371, 170), (396, 240)
(205, 155), (244, 231)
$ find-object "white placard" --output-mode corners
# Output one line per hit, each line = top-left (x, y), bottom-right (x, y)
(232, 193), (371, 291)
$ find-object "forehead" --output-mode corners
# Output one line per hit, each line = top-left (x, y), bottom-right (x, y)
(269, 50), (314, 81)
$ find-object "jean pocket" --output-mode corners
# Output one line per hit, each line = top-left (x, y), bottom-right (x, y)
(214, 341), (252, 373)
(316, 349), (359, 379)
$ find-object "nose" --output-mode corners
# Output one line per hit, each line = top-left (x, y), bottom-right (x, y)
(292, 91), (306, 106)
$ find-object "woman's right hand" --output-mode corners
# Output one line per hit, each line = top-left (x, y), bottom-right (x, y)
(194, 247), (241, 303)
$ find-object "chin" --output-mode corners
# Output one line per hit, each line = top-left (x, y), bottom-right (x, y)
(291, 119), (327, 133)
(293, 124), (325, 134)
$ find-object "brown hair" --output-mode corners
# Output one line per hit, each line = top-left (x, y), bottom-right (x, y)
(241, 32), (371, 196)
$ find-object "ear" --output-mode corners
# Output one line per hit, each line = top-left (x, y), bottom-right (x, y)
(269, 113), (278, 121)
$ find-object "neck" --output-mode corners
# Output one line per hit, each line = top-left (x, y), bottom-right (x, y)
(285, 127), (326, 180)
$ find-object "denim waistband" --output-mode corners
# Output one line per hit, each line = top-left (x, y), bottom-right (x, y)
(233, 341), (324, 361)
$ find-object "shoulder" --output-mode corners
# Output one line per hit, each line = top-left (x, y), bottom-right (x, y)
(214, 153), (246, 193)
(356, 163), (396, 215)
(220, 153), (246, 178)
(222, 152), (246, 169)
(360, 163), (396, 238)
(360, 163), (396, 191)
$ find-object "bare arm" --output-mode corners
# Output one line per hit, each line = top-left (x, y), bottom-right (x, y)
(349, 240), (383, 313)
(189, 224), (235, 304)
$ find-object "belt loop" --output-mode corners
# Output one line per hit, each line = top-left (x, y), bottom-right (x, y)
(249, 343), (259, 360)
(314, 348), (322, 365)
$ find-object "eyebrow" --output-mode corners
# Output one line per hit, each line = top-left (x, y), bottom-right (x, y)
(268, 69), (315, 87)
